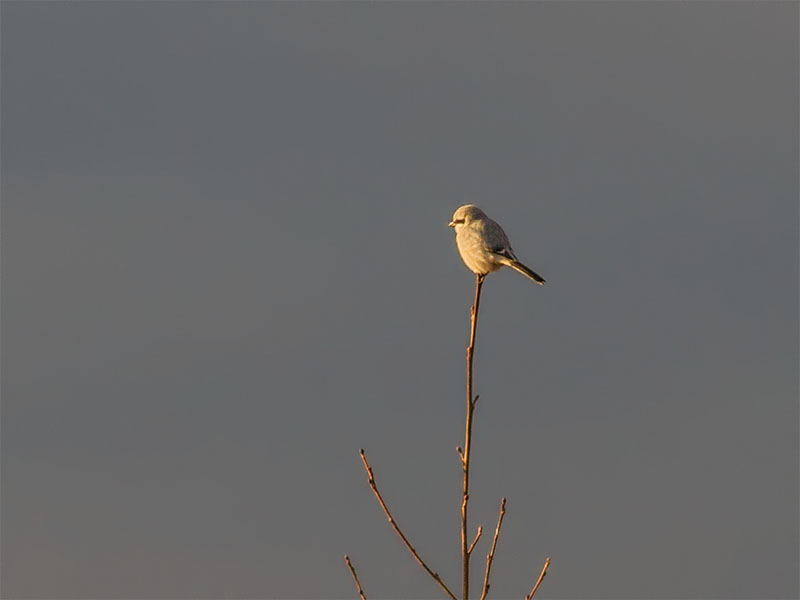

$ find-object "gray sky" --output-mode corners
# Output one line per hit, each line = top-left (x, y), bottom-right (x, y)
(1, 2), (797, 599)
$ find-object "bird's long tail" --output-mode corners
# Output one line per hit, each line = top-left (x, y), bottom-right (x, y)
(497, 256), (546, 284)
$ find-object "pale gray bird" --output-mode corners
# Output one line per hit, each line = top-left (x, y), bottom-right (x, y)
(449, 205), (545, 284)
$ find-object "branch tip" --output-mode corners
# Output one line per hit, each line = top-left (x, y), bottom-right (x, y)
(344, 554), (367, 600)
(525, 556), (551, 600)
(479, 496), (508, 600)
(467, 525), (483, 555)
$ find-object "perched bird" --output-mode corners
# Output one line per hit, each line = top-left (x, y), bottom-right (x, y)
(449, 204), (545, 284)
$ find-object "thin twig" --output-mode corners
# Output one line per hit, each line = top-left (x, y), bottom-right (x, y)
(344, 555), (367, 600)
(479, 497), (506, 600)
(359, 449), (458, 600)
(525, 556), (551, 600)
(462, 273), (484, 600)
(467, 525), (483, 555)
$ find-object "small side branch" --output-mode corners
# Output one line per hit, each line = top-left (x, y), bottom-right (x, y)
(525, 556), (551, 600)
(359, 449), (458, 600)
(479, 497), (506, 600)
(344, 555), (367, 600)
(467, 525), (483, 555)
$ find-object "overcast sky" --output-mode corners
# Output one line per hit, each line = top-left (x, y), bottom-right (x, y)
(1, 2), (797, 599)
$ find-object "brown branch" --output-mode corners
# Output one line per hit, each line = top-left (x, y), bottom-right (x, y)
(462, 273), (484, 600)
(479, 497), (506, 600)
(344, 555), (367, 600)
(359, 449), (458, 600)
(525, 556), (551, 600)
(467, 525), (483, 555)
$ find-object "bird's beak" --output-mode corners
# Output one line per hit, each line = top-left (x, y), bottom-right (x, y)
(448, 221), (456, 228)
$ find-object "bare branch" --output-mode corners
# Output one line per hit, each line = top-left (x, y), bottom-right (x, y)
(478, 497), (506, 600)
(467, 525), (483, 556)
(344, 555), (367, 600)
(525, 556), (551, 600)
(462, 273), (484, 600)
(359, 449), (458, 600)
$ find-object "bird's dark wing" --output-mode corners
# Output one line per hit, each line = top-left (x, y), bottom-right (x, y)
(489, 245), (519, 261)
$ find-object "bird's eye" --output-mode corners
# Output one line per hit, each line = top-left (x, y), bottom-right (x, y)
(455, 219), (465, 224)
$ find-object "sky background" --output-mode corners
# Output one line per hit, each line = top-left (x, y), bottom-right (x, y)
(1, 2), (798, 599)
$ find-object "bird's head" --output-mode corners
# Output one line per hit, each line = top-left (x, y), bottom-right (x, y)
(448, 204), (487, 229)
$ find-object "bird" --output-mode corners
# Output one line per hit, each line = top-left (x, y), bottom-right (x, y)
(449, 204), (545, 284)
